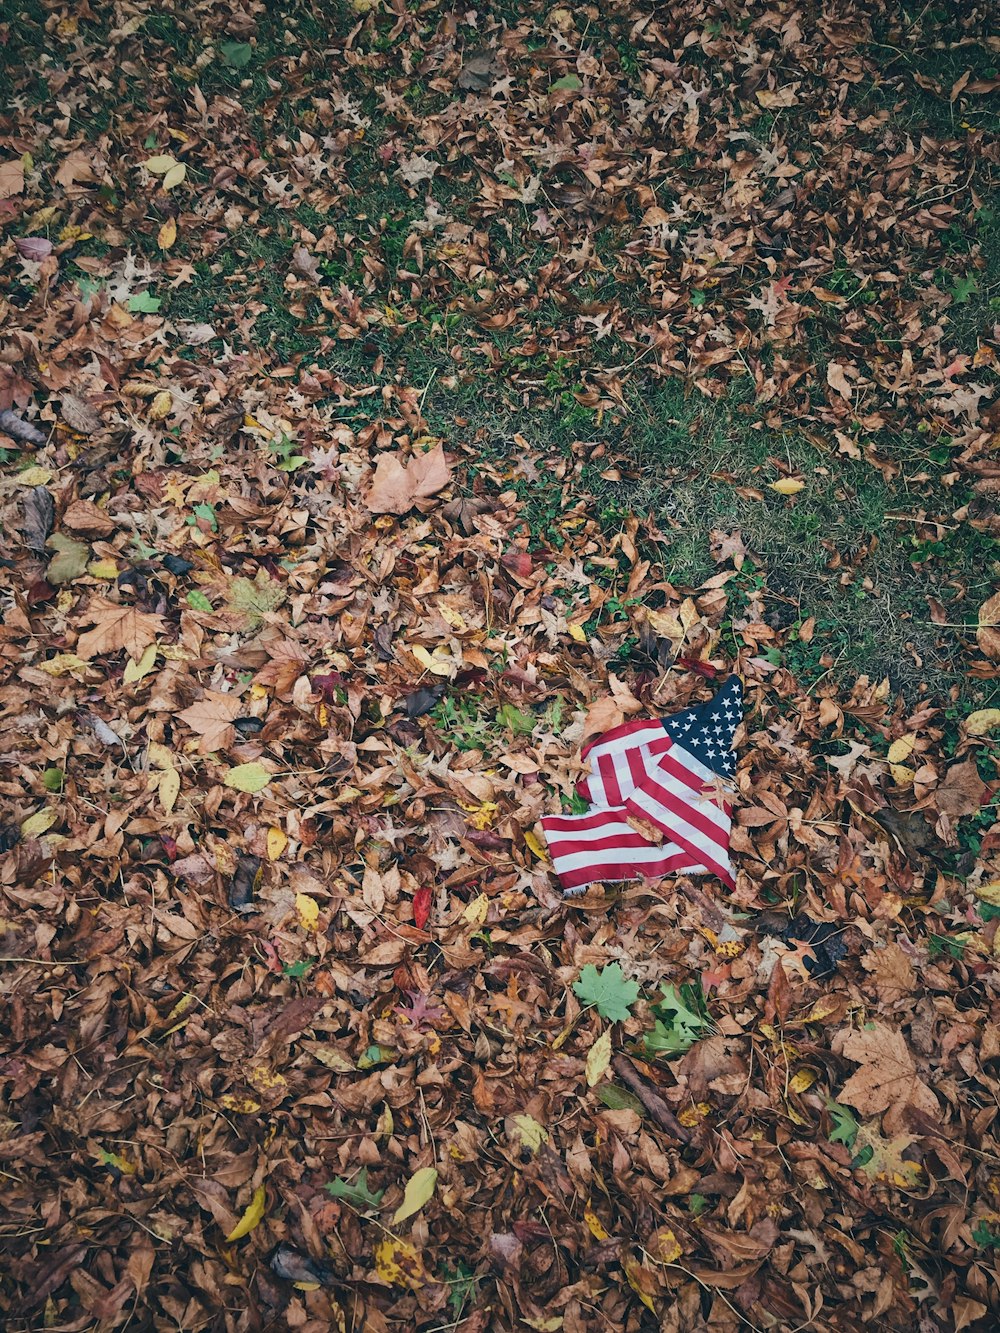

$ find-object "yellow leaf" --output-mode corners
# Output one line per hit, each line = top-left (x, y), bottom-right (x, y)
(523, 1320), (562, 1332)
(142, 155), (178, 173)
(224, 762), (271, 793)
(162, 162), (187, 190)
(21, 807), (58, 838)
(890, 764), (915, 786)
(226, 1184), (266, 1241)
(159, 767), (180, 814)
(524, 829), (548, 861)
(438, 603), (467, 631)
(266, 826), (287, 860)
(622, 1255), (657, 1313)
(585, 1028), (612, 1087)
(584, 1206), (610, 1240)
(568, 622), (588, 643)
(769, 477), (805, 495)
(296, 892), (320, 931)
(967, 709), (1000, 736)
(511, 1114), (548, 1154)
(887, 735), (916, 764)
(59, 223), (92, 243)
(976, 881), (1000, 907)
(648, 1226), (683, 1264)
(462, 893), (489, 926)
(123, 641), (158, 684)
(157, 216), (177, 249)
(38, 653), (89, 676)
(392, 1166), (438, 1224)
(466, 800), (497, 830)
(219, 1094), (261, 1114)
(411, 644), (452, 676)
(374, 1236), (428, 1289)
(87, 559), (118, 579)
(788, 1068), (817, 1094)
(247, 1064), (287, 1092)
(16, 465), (53, 486)
(149, 390), (173, 420)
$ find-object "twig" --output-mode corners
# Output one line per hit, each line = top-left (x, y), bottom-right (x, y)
(612, 1055), (690, 1142)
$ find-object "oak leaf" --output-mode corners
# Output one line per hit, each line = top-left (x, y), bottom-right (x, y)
(77, 597), (163, 660)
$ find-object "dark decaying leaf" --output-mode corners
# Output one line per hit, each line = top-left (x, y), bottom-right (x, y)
(268, 1243), (337, 1287)
(22, 486), (55, 552)
(160, 554), (194, 576)
(402, 683), (445, 717)
(228, 854), (261, 912)
(0, 407), (46, 445)
(59, 393), (102, 435)
(374, 622), (395, 661)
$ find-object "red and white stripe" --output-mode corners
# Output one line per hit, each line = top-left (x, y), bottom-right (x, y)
(542, 733), (734, 894)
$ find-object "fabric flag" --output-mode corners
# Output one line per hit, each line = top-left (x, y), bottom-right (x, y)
(541, 677), (742, 895)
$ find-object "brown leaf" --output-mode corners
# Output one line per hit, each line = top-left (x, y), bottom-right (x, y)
(977, 591), (1000, 660)
(834, 1024), (939, 1136)
(60, 393), (103, 435)
(366, 445), (452, 514)
(936, 756), (988, 820)
(76, 597), (163, 659)
(826, 362), (853, 400)
(62, 498), (115, 537)
(177, 690), (242, 752)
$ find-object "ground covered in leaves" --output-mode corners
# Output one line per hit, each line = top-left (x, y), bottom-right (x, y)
(3, 0), (1000, 1329)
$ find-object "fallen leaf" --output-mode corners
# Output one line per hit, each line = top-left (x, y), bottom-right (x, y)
(966, 708), (1000, 735)
(585, 1028), (612, 1087)
(366, 445), (452, 514)
(224, 762), (272, 794)
(392, 1166), (438, 1224)
(46, 533), (90, 585)
(834, 1024), (939, 1136)
(77, 598), (163, 660)
(374, 1236), (428, 1289)
(226, 1184), (266, 1241)
(177, 691), (242, 752)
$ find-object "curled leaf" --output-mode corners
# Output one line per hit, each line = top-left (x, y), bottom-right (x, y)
(226, 1184), (266, 1241)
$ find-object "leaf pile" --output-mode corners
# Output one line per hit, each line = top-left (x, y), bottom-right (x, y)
(2, 0), (1000, 1330)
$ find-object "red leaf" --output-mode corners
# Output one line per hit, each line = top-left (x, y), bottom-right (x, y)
(676, 656), (720, 679)
(412, 886), (432, 930)
(501, 550), (534, 578)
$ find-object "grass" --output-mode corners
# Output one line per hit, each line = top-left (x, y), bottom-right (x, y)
(6, 0), (999, 704)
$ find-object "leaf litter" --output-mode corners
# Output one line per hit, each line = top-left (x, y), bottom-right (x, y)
(1, 1), (1000, 1330)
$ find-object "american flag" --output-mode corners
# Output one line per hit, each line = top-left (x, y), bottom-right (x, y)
(541, 677), (742, 895)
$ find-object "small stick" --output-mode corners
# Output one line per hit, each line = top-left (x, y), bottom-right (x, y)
(612, 1055), (691, 1142)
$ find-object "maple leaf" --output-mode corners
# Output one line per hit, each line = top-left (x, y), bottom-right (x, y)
(833, 1024), (939, 1137)
(573, 963), (639, 1022)
(366, 445), (452, 514)
(76, 597), (162, 660)
(177, 690), (242, 752)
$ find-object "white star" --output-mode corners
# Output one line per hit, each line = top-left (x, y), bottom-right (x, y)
(706, 744), (717, 757)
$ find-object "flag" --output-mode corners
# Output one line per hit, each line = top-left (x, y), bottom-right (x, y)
(540, 677), (742, 895)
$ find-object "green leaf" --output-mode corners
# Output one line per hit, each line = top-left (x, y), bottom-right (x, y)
(573, 962), (639, 1022)
(642, 984), (709, 1057)
(127, 291), (161, 313)
(226, 571), (286, 628)
(219, 39), (253, 67)
(190, 502), (218, 531)
(46, 532), (91, 585)
(186, 590), (213, 612)
(691, 289), (707, 308)
(550, 74), (582, 91)
(972, 1219), (1000, 1249)
(497, 702), (535, 735)
(42, 767), (64, 793)
(688, 1193), (708, 1216)
(826, 1097), (860, 1147)
(224, 762), (272, 794)
(325, 1166), (385, 1210)
(282, 959), (313, 978)
(597, 1084), (645, 1115)
(949, 273), (978, 304)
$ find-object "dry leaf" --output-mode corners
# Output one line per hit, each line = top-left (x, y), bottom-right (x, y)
(366, 446), (452, 514)
(177, 691), (242, 752)
(834, 1024), (939, 1136)
(77, 598), (163, 659)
